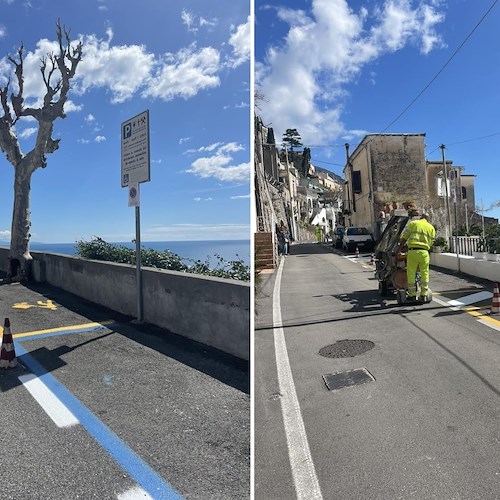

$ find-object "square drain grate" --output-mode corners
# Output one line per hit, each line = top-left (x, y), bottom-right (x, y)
(323, 368), (375, 391)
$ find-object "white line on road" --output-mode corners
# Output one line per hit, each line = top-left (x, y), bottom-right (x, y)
(447, 291), (492, 307)
(18, 373), (79, 428)
(273, 258), (323, 500)
(117, 486), (154, 499)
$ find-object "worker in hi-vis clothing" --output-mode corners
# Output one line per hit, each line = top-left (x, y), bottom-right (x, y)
(399, 210), (436, 301)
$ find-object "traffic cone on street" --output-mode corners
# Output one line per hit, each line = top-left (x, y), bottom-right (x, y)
(355, 247), (359, 258)
(0, 318), (17, 369)
(491, 283), (500, 315)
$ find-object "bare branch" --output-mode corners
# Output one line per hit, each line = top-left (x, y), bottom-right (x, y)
(0, 79), (12, 122)
(51, 19), (83, 116)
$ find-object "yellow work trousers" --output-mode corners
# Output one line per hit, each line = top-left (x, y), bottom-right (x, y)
(406, 249), (430, 298)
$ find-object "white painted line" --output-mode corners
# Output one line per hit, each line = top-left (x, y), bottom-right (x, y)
(477, 318), (500, 333)
(18, 374), (79, 428)
(448, 291), (492, 307)
(433, 296), (460, 311)
(273, 259), (323, 500)
(117, 486), (154, 499)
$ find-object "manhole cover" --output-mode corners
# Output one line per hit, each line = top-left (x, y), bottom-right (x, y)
(323, 368), (375, 391)
(319, 339), (374, 358)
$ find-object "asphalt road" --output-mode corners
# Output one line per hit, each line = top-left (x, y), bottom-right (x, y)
(255, 243), (500, 500)
(0, 279), (249, 499)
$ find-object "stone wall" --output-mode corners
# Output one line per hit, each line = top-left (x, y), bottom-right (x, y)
(0, 247), (250, 360)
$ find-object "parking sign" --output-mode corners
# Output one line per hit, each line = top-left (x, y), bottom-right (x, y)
(121, 110), (150, 187)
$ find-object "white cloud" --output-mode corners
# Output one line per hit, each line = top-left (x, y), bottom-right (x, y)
(0, 230), (11, 241)
(77, 138), (90, 144)
(200, 17), (217, 29)
(63, 100), (83, 113)
(227, 17), (251, 68)
(231, 194), (250, 199)
(185, 142), (223, 154)
(95, 135), (106, 142)
(257, 0), (445, 145)
(143, 45), (220, 101)
(85, 113), (95, 122)
(179, 136), (191, 145)
(1, 26), (230, 109)
(182, 10), (218, 33)
(224, 101), (249, 110)
(181, 9), (197, 33)
(74, 30), (155, 104)
(194, 197), (213, 202)
(0, 25), (6, 38)
(186, 142), (249, 182)
(19, 127), (37, 139)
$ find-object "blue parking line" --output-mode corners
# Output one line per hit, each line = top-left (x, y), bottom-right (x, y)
(15, 342), (183, 500)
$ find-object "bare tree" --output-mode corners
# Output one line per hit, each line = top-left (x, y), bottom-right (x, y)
(0, 20), (82, 280)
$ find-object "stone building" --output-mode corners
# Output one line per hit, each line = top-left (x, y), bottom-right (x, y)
(343, 133), (427, 239)
(343, 133), (489, 241)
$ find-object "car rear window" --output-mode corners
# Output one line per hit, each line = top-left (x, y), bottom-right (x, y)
(347, 227), (370, 235)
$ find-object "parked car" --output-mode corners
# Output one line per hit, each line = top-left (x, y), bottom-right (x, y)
(334, 226), (345, 249)
(342, 226), (374, 252)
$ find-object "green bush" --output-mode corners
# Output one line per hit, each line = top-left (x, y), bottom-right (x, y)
(75, 237), (249, 281)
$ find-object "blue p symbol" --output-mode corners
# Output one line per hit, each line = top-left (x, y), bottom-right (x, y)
(123, 123), (132, 139)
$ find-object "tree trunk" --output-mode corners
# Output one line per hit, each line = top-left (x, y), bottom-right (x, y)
(9, 164), (34, 279)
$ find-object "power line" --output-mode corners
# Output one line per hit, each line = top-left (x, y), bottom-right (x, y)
(427, 132), (500, 156)
(381, 0), (498, 133)
(311, 159), (345, 168)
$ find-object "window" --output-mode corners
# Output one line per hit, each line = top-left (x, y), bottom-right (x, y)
(347, 227), (370, 235)
(352, 171), (362, 194)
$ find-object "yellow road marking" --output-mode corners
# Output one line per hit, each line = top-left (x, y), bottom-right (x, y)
(13, 299), (58, 311)
(462, 306), (500, 326)
(0, 320), (114, 339)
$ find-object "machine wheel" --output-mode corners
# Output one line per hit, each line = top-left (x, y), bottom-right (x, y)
(396, 289), (406, 304)
(379, 280), (389, 296)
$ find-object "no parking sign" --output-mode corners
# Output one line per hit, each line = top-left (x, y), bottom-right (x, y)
(128, 183), (140, 207)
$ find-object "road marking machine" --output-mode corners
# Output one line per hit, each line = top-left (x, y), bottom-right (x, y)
(374, 210), (433, 305)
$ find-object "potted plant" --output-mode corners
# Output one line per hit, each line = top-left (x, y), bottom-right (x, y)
(432, 236), (448, 253)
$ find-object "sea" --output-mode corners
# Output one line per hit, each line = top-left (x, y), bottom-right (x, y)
(1, 240), (250, 266)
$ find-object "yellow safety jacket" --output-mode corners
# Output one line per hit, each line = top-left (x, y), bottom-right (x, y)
(401, 219), (436, 250)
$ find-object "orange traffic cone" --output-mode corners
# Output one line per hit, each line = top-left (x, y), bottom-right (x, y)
(0, 318), (17, 369)
(491, 283), (500, 315)
(355, 247), (360, 258)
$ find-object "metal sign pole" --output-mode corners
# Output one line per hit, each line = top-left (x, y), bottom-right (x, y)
(121, 110), (150, 324)
(135, 205), (143, 322)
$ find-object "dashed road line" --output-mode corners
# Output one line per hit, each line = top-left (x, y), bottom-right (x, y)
(18, 373), (79, 428)
(447, 291), (492, 307)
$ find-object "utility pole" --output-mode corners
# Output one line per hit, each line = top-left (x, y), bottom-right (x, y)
(440, 145), (453, 248)
(450, 167), (460, 271)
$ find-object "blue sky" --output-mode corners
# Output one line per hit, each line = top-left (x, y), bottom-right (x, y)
(0, 0), (250, 243)
(255, 0), (500, 221)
